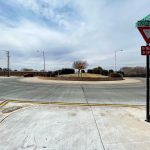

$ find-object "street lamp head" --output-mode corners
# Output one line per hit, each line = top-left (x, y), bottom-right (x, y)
(37, 50), (45, 53)
(116, 50), (124, 52)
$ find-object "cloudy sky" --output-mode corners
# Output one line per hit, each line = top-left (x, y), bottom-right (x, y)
(0, 0), (149, 71)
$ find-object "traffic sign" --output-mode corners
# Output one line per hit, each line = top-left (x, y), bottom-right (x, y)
(141, 46), (150, 55)
(136, 14), (150, 122)
(138, 27), (150, 44)
(141, 46), (150, 50)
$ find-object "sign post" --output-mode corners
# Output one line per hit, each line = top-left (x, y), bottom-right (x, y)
(146, 54), (150, 122)
(136, 14), (150, 122)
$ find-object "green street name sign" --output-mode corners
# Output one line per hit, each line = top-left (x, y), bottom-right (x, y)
(136, 14), (150, 27)
(136, 14), (150, 44)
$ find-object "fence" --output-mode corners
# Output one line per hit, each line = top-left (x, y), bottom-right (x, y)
(0, 71), (48, 76)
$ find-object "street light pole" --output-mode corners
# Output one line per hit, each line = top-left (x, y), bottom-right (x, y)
(37, 50), (46, 72)
(0, 50), (10, 77)
(115, 51), (117, 71)
(43, 51), (45, 72)
(6, 51), (10, 77)
(115, 50), (123, 72)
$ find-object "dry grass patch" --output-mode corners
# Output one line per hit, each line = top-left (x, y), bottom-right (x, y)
(59, 73), (106, 78)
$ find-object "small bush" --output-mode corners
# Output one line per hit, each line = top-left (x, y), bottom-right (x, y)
(87, 67), (103, 74)
(46, 71), (52, 77)
(101, 70), (109, 76)
(117, 71), (124, 76)
(92, 67), (103, 74)
(81, 70), (85, 73)
(110, 73), (123, 78)
(51, 72), (57, 77)
(87, 69), (93, 73)
(108, 69), (114, 74)
(60, 68), (75, 74)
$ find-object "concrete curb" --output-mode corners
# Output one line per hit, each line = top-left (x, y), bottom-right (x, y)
(0, 100), (9, 109)
(7, 99), (145, 107)
(19, 77), (142, 85)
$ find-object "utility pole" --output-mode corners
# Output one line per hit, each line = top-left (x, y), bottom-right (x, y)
(0, 50), (10, 77)
(6, 51), (10, 77)
(115, 50), (124, 72)
(37, 50), (46, 72)
(43, 51), (45, 72)
(115, 51), (117, 71)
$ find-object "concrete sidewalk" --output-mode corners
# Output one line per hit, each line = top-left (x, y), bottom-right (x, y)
(0, 102), (150, 150)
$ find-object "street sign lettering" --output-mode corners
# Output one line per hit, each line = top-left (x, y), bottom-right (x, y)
(141, 46), (150, 50)
(136, 14), (150, 27)
(141, 49), (150, 55)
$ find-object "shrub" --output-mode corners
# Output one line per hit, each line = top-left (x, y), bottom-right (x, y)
(110, 73), (123, 78)
(46, 71), (52, 77)
(92, 67), (103, 74)
(87, 67), (103, 74)
(51, 72), (57, 77)
(108, 69), (114, 74)
(117, 71), (124, 76)
(81, 70), (85, 73)
(87, 69), (93, 73)
(60, 68), (75, 74)
(101, 70), (109, 76)
(48, 68), (75, 77)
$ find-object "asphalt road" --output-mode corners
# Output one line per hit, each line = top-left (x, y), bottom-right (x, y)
(0, 77), (146, 105)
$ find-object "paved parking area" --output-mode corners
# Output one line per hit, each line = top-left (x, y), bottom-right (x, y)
(0, 102), (150, 150)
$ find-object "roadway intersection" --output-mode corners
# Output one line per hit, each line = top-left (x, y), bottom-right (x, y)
(0, 77), (146, 105)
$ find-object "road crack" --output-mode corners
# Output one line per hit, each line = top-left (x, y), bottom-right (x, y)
(81, 85), (106, 150)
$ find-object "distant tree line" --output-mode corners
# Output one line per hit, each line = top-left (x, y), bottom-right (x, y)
(87, 66), (121, 76)
(120, 66), (148, 77)
(1, 64), (149, 77)
(87, 66), (149, 77)
(47, 68), (75, 77)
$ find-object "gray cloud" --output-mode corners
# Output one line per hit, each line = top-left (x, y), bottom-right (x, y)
(0, 0), (149, 70)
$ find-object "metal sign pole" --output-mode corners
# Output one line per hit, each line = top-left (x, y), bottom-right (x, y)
(7, 51), (10, 77)
(146, 49), (150, 122)
(136, 14), (150, 122)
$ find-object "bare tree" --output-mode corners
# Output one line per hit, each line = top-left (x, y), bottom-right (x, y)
(73, 60), (88, 77)
(120, 66), (146, 76)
